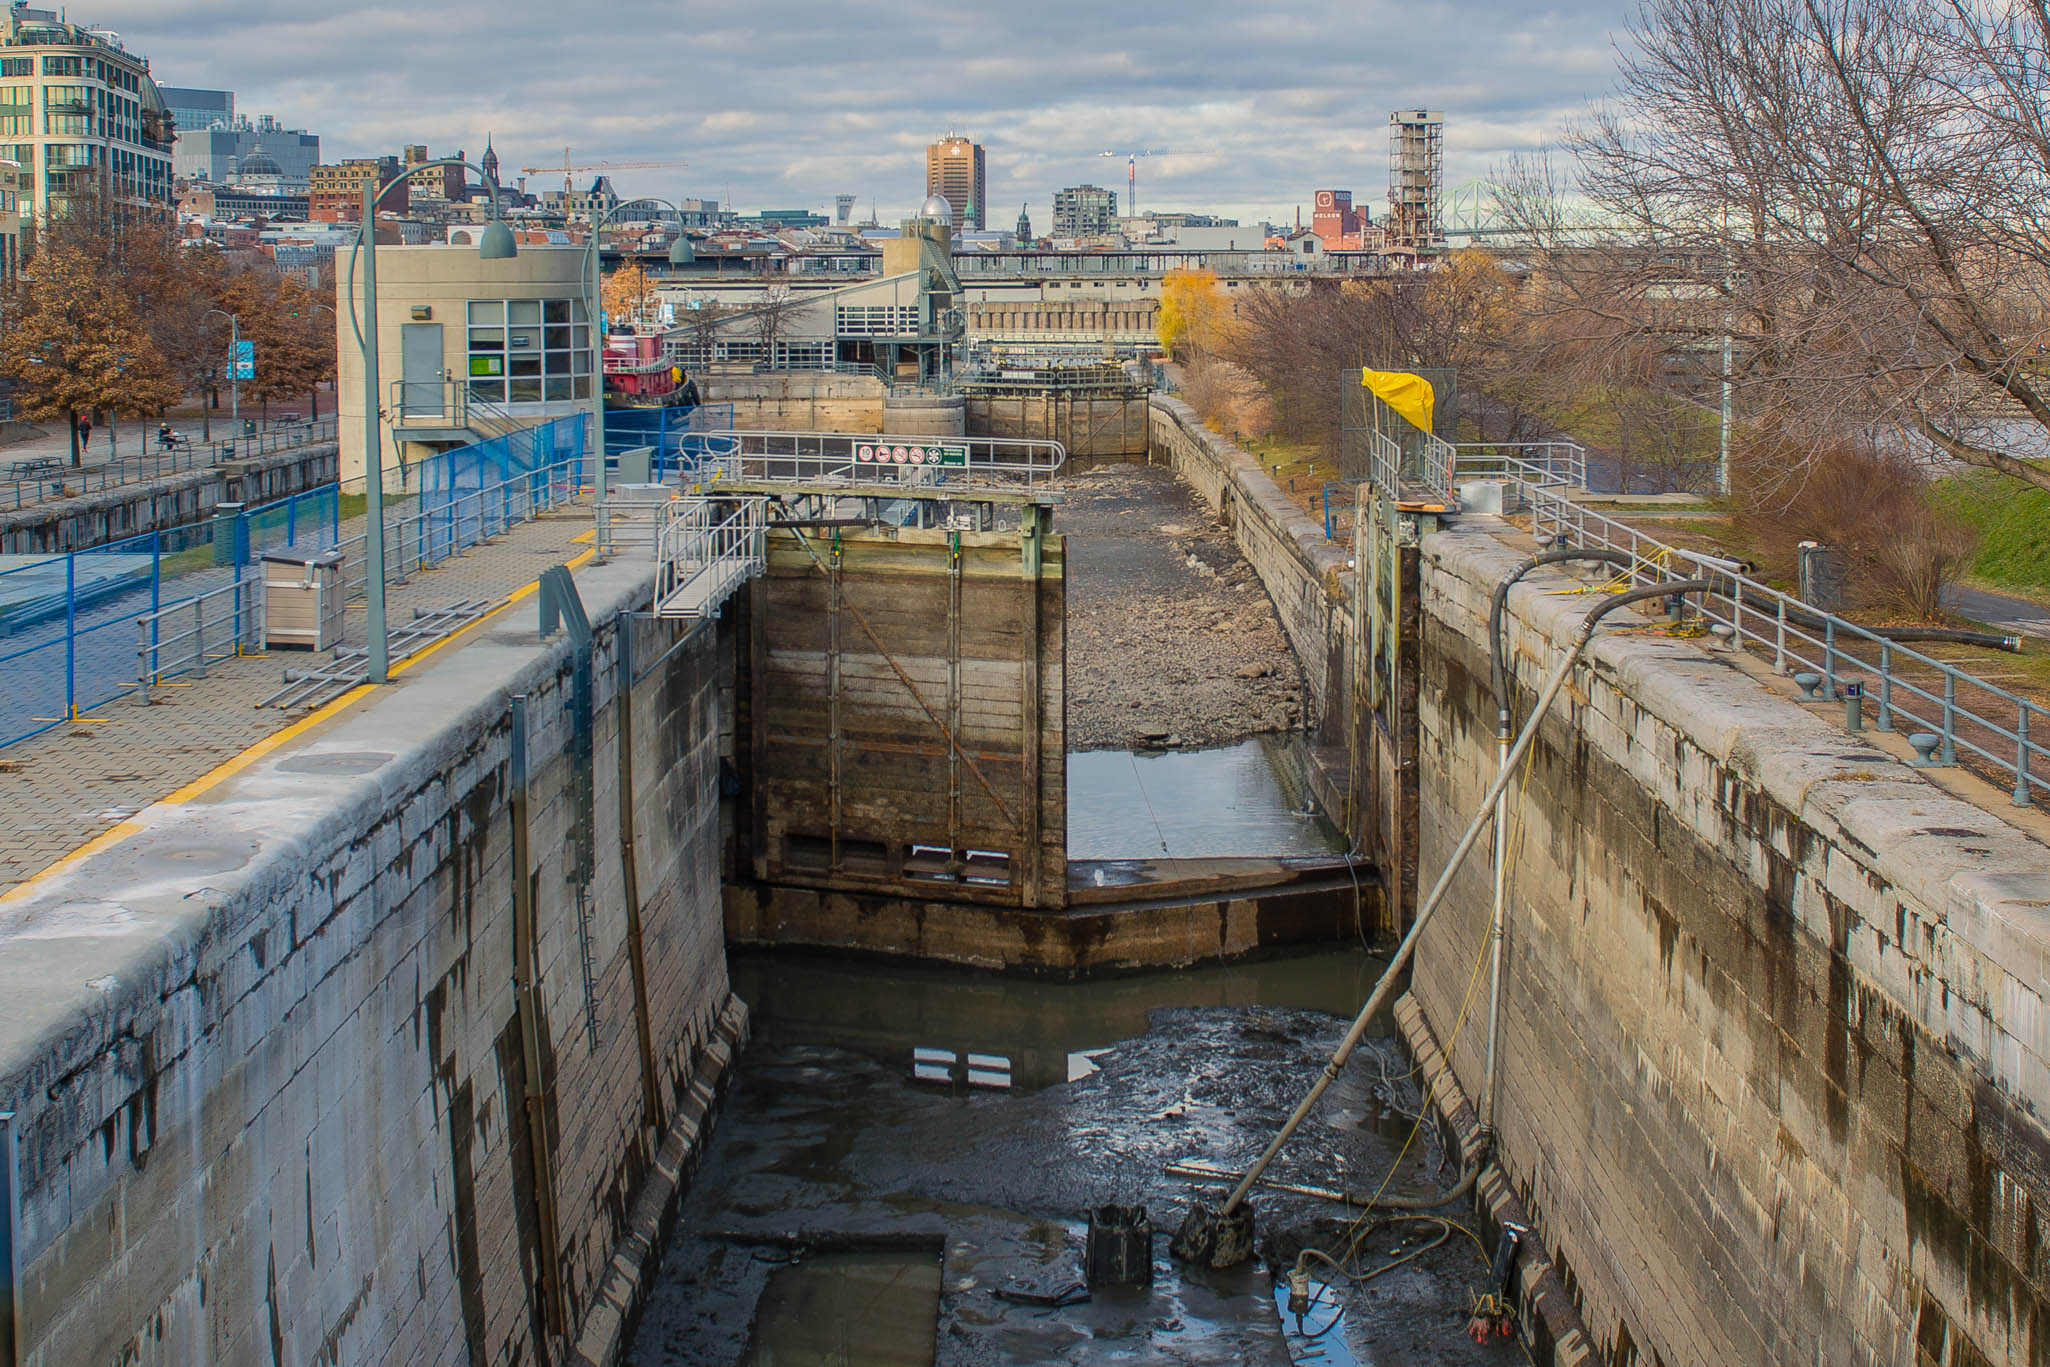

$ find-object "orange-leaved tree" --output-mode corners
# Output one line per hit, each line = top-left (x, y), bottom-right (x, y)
(1158, 267), (1236, 361)
(0, 228), (179, 464)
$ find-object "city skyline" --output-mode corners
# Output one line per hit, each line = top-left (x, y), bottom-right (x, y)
(102, 0), (1632, 225)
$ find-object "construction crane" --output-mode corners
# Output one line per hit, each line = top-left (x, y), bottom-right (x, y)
(519, 147), (688, 199)
(1097, 149), (1212, 217)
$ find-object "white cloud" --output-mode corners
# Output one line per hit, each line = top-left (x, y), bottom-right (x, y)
(102, 0), (1634, 224)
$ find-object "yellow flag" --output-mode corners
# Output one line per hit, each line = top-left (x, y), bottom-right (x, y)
(1361, 369), (1435, 436)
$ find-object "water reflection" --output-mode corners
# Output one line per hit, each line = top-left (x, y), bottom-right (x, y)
(1067, 735), (1346, 860)
(730, 947), (1383, 1094)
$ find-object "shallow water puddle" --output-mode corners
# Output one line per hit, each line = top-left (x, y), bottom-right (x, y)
(741, 1250), (942, 1366)
(1068, 735), (1346, 859)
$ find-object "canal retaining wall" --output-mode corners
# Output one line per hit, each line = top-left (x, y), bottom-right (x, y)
(0, 442), (339, 555)
(1407, 518), (2050, 1365)
(0, 557), (738, 1366)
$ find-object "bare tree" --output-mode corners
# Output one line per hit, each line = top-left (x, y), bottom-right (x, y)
(1530, 0), (2050, 496)
(753, 284), (796, 366)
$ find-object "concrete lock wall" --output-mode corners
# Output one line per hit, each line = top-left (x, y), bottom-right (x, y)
(879, 394), (966, 438)
(699, 374), (887, 432)
(0, 559), (739, 1366)
(0, 442), (339, 555)
(967, 390), (1149, 461)
(1407, 522), (2050, 1366)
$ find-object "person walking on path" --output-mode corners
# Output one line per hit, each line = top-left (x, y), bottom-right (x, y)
(74, 414), (91, 462)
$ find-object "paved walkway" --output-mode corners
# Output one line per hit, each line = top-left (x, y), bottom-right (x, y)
(1945, 582), (2050, 641)
(0, 502), (600, 896)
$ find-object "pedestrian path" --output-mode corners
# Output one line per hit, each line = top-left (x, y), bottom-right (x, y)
(0, 504), (595, 896)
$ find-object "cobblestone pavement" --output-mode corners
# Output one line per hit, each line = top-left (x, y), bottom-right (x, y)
(0, 502), (603, 895)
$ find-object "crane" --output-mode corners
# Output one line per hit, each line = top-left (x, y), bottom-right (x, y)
(1097, 148), (1213, 218)
(519, 147), (688, 199)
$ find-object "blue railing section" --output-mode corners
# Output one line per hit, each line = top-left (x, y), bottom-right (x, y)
(603, 404), (735, 480)
(0, 413), (588, 750)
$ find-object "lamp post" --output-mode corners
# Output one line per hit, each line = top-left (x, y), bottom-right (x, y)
(203, 307), (240, 434)
(585, 198), (693, 556)
(349, 158), (517, 683)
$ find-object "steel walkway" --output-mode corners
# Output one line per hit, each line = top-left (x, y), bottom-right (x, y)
(649, 429), (1067, 620)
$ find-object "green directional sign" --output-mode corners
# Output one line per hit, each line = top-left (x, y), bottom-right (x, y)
(854, 442), (971, 467)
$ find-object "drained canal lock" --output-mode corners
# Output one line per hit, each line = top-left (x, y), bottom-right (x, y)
(626, 952), (1526, 1366)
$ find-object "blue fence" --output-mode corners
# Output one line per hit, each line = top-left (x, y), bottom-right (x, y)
(603, 404), (734, 480)
(0, 414), (587, 750)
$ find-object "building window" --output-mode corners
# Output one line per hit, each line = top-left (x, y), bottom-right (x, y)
(465, 297), (590, 405)
(40, 55), (83, 77)
(0, 58), (30, 77)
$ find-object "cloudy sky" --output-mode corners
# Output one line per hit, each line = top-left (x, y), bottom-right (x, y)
(106, 0), (1635, 226)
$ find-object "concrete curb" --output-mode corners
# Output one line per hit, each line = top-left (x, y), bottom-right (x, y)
(570, 993), (751, 1367)
(1394, 993), (1597, 1367)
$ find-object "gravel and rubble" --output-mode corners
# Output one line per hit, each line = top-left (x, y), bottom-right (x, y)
(1058, 462), (1306, 751)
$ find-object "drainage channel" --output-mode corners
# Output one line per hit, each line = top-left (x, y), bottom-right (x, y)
(627, 950), (1527, 1366)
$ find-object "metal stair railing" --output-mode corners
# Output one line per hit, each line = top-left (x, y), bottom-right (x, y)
(653, 496), (769, 620)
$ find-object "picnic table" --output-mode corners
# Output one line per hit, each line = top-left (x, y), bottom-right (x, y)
(8, 457), (61, 480)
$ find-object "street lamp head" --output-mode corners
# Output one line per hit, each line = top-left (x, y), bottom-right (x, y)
(477, 218), (518, 260)
(667, 234), (694, 266)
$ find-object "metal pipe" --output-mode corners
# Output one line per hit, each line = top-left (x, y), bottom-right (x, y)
(1219, 580), (1718, 1216)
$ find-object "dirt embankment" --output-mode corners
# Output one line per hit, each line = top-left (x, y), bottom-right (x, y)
(1059, 463), (1304, 750)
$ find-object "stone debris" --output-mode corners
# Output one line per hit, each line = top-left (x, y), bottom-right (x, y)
(1058, 464), (1305, 751)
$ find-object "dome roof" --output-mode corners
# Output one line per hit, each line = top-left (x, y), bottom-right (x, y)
(918, 194), (953, 221)
(238, 150), (282, 177)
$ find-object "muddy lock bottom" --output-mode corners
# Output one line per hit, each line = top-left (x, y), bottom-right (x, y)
(627, 952), (1525, 1366)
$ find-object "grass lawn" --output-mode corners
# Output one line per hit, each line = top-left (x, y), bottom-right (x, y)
(1932, 469), (2050, 603)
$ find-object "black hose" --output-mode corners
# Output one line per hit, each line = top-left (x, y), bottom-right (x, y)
(1490, 548), (1639, 738)
(1749, 590), (2021, 654)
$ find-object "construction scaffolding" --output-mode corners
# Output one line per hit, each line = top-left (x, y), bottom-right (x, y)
(1388, 109), (1446, 251)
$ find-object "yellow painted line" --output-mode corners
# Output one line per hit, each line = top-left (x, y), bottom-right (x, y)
(572, 529), (595, 545)
(3, 546), (598, 904)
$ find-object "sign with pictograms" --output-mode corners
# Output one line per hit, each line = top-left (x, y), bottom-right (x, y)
(855, 442), (968, 467)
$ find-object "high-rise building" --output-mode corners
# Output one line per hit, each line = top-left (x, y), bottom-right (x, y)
(0, 158), (20, 276)
(308, 156), (405, 223)
(0, 7), (174, 226)
(924, 133), (985, 231)
(399, 143), (466, 204)
(835, 193), (856, 226)
(1052, 184), (1117, 238)
(1387, 110), (1444, 250)
(158, 84), (229, 140)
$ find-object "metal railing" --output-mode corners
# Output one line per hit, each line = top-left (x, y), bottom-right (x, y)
(134, 575), (263, 695)
(702, 429), (1068, 490)
(1454, 441), (1587, 491)
(129, 458), (585, 702)
(0, 415), (339, 510)
(654, 495), (769, 619)
(1487, 472), (2049, 806)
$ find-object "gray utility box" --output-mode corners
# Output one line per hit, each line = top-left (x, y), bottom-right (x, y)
(262, 548), (345, 651)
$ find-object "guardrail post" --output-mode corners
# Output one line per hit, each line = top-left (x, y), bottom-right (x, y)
(1942, 673), (1958, 766)
(1774, 598), (1787, 674)
(63, 554), (75, 721)
(2016, 705), (2034, 808)
(2, 1112), (20, 1367)
(1877, 642), (1893, 730)
(133, 618), (150, 706)
(194, 598), (207, 679)
(1822, 618), (1837, 699)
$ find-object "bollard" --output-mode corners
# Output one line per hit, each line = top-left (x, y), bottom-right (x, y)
(1844, 680), (1864, 732)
